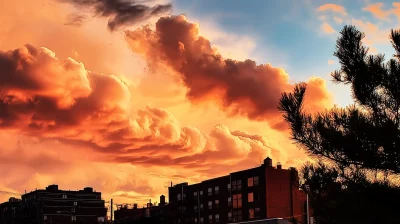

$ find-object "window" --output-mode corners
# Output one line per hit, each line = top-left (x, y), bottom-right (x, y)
(73, 201), (77, 206)
(209, 215), (213, 224)
(215, 199), (220, 208)
(208, 187), (212, 196)
(43, 216), (47, 220)
(71, 216), (76, 221)
(248, 176), (259, 187)
(233, 210), (242, 222)
(249, 208), (255, 219)
(227, 183), (231, 190)
(177, 194), (181, 201)
(195, 218), (198, 223)
(194, 205), (198, 211)
(228, 212), (232, 221)
(183, 193), (186, 200)
(200, 190), (203, 196)
(248, 192), (254, 203)
(62, 194), (67, 199)
(215, 186), (219, 194)
(71, 208), (75, 213)
(208, 201), (212, 209)
(200, 217), (204, 224)
(254, 176), (259, 186)
(232, 180), (242, 191)
(248, 177), (254, 187)
(194, 191), (198, 197)
(215, 214), (220, 223)
(200, 204), (204, 211)
(255, 207), (260, 218)
(233, 194), (242, 208)
(228, 197), (232, 207)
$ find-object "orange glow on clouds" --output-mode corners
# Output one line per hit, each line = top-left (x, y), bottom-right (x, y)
(0, 0), (333, 206)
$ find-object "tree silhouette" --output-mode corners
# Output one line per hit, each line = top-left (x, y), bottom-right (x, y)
(278, 25), (400, 224)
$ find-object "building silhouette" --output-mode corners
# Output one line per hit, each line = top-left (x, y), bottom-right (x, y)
(0, 197), (22, 224)
(3, 184), (107, 224)
(168, 157), (308, 224)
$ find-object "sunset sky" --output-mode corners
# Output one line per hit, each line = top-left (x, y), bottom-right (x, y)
(1, 0), (399, 213)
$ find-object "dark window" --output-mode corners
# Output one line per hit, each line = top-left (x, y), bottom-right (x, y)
(200, 217), (204, 224)
(232, 180), (242, 191)
(208, 201), (212, 209)
(215, 200), (220, 208)
(233, 210), (242, 222)
(215, 214), (220, 223)
(227, 183), (231, 191)
(255, 207), (260, 218)
(209, 215), (213, 224)
(254, 176), (259, 186)
(228, 197), (232, 207)
(208, 188), (212, 196)
(215, 186), (219, 194)
(228, 212), (232, 221)
(233, 194), (242, 208)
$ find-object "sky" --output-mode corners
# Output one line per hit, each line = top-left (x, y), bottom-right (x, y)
(0, 0), (399, 215)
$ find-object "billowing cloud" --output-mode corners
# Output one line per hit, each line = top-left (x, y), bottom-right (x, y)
(125, 15), (333, 129)
(0, 44), (296, 174)
(317, 4), (347, 16)
(60, 0), (172, 31)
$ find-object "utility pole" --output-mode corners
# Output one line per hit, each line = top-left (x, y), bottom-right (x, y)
(110, 198), (113, 223)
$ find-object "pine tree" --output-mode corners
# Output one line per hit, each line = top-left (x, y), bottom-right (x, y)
(278, 25), (400, 224)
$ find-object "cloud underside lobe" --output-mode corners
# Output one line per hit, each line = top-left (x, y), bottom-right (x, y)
(125, 15), (333, 129)
(60, 0), (172, 31)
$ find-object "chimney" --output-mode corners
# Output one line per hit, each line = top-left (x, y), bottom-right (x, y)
(277, 162), (282, 169)
(264, 157), (272, 167)
(133, 203), (138, 209)
(160, 195), (166, 206)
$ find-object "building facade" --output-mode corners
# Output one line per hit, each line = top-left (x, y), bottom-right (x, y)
(18, 185), (107, 224)
(168, 157), (308, 224)
(0, 197), (22, 224)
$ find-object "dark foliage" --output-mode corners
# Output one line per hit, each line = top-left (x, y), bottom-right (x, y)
(278, 25), (400, 224)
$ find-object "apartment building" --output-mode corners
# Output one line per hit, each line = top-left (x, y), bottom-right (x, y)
(0, 197), (22, 224)
(18, 184), (107, 224)
(168, 157), (308, 224)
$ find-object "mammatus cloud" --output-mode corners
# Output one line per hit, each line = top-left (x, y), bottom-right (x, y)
(60, 0), (172, 31)
(0, 44), (294, 174)
(317, 4), (347, 16)
(125, 15), (333, 129)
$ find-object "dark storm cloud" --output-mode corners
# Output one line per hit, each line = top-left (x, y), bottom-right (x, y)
(60, 0), (172, 31)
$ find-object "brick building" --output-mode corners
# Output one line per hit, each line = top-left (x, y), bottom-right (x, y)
(0, 197), (22, 224)
(168, 157), (309, 224)
(18, 184), (107, 224)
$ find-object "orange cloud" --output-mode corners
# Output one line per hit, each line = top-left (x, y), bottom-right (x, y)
(125, 15), (333, 129)
(328, 60), (335, 65)
(0, 43), (298, 174)
(321, 22), (336, 34)
(363, 2), (392, 21)
(317, 4), (347, 16)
